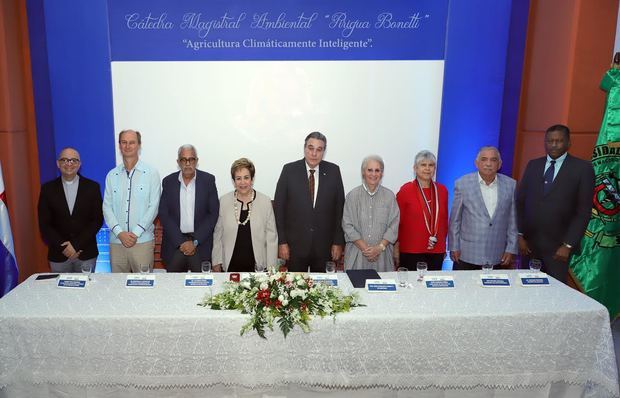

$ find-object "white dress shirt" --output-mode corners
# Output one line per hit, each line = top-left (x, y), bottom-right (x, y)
(478, 173), (498, 218)
(305, 162), (320, 208)
(179, 172), (196, 234)
(544, 152), (567, 181)
(62, 175), (79, 215)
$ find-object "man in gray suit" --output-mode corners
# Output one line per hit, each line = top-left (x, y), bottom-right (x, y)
(449, 146), (518, 269)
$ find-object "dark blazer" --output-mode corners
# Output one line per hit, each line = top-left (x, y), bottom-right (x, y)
(274, 159), (345, 258)
(516, 154), (594, 255)
(158, 170), (219, 265)
(37, 175), (103, 262)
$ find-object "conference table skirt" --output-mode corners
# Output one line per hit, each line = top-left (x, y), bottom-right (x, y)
(0, 272), (617, 398)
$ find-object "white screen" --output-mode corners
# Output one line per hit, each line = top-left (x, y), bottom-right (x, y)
(111, 60), (444, 197)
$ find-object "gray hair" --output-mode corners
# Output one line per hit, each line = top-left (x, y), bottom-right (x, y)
(476, 146), (501, 162)
(361, 155), (384, 173)
(177, 144), (198, 159)
(304, 131), (327, 147)
(414, 150), (437, 167)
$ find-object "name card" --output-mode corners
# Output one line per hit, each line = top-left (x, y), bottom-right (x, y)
(184, 274), (214, 287)
(57, 275), (87, 289)
(424, 275), (455, 289)
(480, 273), (511, 287)
(126, 275), (156, 288)
(311, 274), (338, 287)
(519, 272), (550, 286)
(366, 279), (396, 292)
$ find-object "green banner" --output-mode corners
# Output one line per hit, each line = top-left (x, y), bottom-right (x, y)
(569, 69), (620, 321)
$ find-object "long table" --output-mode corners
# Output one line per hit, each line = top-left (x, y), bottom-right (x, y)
(0, 271), (618, 398)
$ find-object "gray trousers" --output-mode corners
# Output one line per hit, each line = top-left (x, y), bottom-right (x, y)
(49, 257), (97, 273)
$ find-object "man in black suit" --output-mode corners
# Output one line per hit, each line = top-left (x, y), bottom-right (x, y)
(158, 144), (219, 272)
(274, 132), (345, 272)
(38, 147), (103, 272)
(516, 124), (595, 283)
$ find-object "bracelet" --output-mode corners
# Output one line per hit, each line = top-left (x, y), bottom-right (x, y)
(378, 243), (386, 252)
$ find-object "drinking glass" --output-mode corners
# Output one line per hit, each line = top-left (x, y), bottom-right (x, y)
(397, 267), (408, 288)
(201, 261), (212, 274)
(325, 261), (336, 274)
(139, 263), (150, 274)
(481, 263), (493, 273)
(416, 262), (428, 282)
(80, 262), (92, 281)
(254, 263), (266, 273)
(529, 259), (542, 273)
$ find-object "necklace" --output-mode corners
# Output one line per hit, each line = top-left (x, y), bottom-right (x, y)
(234, 190), (255, 225)
(415, 179), (439, 249)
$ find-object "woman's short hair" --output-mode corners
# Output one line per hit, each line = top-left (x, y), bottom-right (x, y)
(414, 150), (437, 167)
(230, 158), (255, 179)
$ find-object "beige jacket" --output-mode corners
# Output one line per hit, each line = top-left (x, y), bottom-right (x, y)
(211, 190), (278, 270)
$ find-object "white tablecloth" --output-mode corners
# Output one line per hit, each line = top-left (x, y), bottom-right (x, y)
(0, 271), (617, 397)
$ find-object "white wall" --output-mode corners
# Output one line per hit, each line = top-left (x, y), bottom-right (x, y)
(111, 60), (444, 197)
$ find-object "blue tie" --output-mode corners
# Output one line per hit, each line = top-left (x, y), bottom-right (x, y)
(543, 160), (556, 194)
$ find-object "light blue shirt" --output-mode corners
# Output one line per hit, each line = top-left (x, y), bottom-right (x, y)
(103, 159), (161, 244)
(544, 152), (567, 181)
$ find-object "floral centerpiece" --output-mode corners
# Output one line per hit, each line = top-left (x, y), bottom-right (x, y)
(198, 272), (363, 338)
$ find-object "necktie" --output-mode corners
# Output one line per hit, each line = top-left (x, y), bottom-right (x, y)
(309, 169), (315, 206)
(543, 160), (556, 194)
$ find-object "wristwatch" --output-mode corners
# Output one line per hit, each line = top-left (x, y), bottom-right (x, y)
(563, 242), (573, 249)
(378, 243), (386, 252)
(193, 239), (199, 247)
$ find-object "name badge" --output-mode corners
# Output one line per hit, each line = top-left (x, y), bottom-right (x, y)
(424, 275), (455, 289)
(519, 272), (550, 286)
(185, 274), (214, 287)
(311, 274), (338, 287)
(366, 279), (397, 292)
(57, 275), (87, 289)
(126, 275), (156, 288)
(480, 273), (511, 287)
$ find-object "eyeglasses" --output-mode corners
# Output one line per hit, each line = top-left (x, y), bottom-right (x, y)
(58, 158), (80, 165)
(178, 157), (197, 164)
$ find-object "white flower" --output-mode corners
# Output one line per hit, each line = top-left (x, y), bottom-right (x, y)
(286, 274), (294, 283)
(241, 281), (251, 290)
(281, 299), (289, 306)
(260, 282), (268, 290)
(278, 294), (284, 302)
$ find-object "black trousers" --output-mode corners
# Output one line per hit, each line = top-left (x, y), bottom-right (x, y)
(452, 260), (501, 271)
(287, 253), (330, 273)
(399, 253), (445, 271)
(519, 254), (568, 284)
(166, 234), (203, 273)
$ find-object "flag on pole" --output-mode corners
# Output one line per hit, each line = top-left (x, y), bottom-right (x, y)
(0, 163), (19, 297)
(569, 67), (620, 321)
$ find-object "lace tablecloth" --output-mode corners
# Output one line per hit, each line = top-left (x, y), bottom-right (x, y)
(0, 271), (617, 397)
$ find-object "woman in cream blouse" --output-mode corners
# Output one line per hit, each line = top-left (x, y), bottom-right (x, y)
(212, 158), (278, 272)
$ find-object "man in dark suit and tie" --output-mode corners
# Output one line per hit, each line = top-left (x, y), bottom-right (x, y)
(516, 124), (595, 283)
(38, 147), (103, 272)
(158, 144), (219, 272)
(274, 132), (345, 272)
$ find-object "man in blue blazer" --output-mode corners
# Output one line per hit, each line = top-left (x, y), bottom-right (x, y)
(449, 146), (518, 269)
(516, 125), (594, 283)
(158, 145), (219, 272)
(38, 147), (103, 272)
(274, 132), (345, 272)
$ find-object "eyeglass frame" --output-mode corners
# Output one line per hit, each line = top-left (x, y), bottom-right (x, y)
(178, 157), (198, 165)
(58, 158), (81, 165)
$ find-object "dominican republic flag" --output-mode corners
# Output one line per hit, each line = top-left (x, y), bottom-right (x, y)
(0, 163), (18, 298)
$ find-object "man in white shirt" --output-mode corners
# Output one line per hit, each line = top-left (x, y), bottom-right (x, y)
(158, 144), (219, 272)
(448, 146), (518, 270)
(103, 130), (161, 272)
